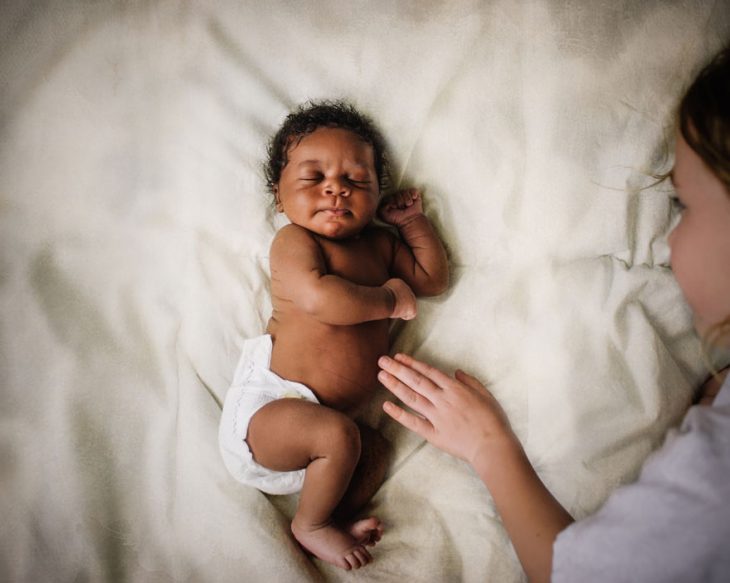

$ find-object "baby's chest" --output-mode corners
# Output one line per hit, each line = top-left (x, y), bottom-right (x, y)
(318, 239), (390, 286)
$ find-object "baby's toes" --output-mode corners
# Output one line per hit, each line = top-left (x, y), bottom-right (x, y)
(348, 546), (372, 569)
(365, 532), (380, 546)
(347, 516), (383, 547)
(373, 522), (384, 543)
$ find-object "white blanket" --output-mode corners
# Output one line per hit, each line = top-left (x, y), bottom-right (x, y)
(2, 1), (729, 581)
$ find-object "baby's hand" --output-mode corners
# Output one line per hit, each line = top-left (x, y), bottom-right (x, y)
(383, 278), (417, 320)
(378, 188), (424, 226)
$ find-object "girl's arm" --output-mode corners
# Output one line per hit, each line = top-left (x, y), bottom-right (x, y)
(378, 189), (449, 297)
(270, 224), (416, 325)
(377, 353), (573, 583)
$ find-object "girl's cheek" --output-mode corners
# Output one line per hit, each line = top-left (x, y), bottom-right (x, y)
(667, 226), (680, 260)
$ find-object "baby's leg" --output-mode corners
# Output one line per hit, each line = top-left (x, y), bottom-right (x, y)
(335, 425), (392, 528)
(247, 400), (380, 570)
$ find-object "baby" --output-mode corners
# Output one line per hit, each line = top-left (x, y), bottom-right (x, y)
(219, 101), (449, 570)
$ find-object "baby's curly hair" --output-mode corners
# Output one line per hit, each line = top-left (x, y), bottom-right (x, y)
(264, 100), (390, 196)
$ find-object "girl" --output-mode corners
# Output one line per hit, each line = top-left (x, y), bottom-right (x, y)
(377, 46), (730, 582)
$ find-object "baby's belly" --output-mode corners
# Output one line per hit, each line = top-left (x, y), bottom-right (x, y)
(269, 320), (389, 412)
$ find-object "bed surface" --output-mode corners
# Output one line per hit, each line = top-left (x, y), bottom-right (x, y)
(2, 1), (730, 581)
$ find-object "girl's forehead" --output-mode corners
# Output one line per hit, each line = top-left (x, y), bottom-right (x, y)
(675, 132), (730, 207)
(674, 133), (704, 182)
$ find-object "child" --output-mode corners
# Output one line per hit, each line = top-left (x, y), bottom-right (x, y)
(377, 46), (730, 582)
(219, 101), (449, 570)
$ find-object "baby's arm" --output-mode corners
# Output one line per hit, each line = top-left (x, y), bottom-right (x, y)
(378, 189), (449, 296)
(270, 224), (416, 325)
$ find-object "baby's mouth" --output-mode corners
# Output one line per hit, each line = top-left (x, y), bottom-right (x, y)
(321, 208), (351, 217)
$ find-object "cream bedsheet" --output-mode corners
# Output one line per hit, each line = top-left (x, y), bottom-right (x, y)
(2, 1), (730, 581)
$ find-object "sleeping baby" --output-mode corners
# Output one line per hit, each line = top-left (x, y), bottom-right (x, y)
(219, 100), (449, 570)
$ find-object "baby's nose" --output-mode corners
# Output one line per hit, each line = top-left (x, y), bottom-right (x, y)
(324, 179), (350, 197)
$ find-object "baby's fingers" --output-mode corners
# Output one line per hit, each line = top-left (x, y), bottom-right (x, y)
(398, 188), (419, 207)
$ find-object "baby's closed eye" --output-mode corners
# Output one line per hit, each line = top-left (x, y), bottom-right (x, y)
(349, 178), (371, 186)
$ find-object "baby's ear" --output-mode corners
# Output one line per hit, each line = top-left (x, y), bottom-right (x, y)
(273, 185), (284, 212)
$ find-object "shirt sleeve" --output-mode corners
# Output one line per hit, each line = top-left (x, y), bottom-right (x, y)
(552, 400), (730, 583)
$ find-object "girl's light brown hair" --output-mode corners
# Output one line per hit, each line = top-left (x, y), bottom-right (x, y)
(678, 44), (730, 349)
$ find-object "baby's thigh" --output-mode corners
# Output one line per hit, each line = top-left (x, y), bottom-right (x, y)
(247, 399), (360, 472)
(357, 425), (392, 471)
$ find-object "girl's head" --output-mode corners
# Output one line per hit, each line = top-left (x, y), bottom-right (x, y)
(668, 45), (730, 347)
(679, 46), (730, 192)
(264, 100), (390, 197)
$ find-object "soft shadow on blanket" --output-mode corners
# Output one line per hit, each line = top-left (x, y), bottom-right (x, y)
(2, 1), (730, 581)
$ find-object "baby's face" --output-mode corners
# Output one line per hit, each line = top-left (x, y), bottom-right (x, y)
(668, 131), (730, 344)
(275, 127), (380, 240)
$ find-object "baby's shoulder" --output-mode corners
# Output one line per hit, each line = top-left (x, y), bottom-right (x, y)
(270, 224), (324, 265)
(275, 222), (315, 238)
(272, 223), (318, 247)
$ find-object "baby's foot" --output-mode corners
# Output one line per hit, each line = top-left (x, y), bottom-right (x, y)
(347, 516), (384, 547)
(292, 518), (376, 570)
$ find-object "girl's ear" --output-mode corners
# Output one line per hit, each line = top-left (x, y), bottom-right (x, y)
(274, 185), (284, 212)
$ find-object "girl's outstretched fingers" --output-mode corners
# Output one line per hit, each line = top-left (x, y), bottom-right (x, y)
(379, 354), (515, 464)
(455, 369), (489, 392)
(381, 400), (433, 439)
(393, 353), (455, 390)
(378, 355), (440, 404)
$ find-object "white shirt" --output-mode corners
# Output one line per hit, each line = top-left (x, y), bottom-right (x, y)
(552, 374), (730, 582)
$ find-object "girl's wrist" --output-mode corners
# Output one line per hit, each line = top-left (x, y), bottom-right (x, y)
(469, 429), (525, 477)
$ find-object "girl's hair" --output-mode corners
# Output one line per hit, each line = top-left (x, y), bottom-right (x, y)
(679, 45), (730, 192)
(678, 45), (730, 349)
(263, 100), (390, 196)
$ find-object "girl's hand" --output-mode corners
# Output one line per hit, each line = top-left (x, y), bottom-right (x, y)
(378, 188), (423, 226)
(377, 353), (517, 467)
(380, 354), (573, 583)
(382, 278), (417, 320)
